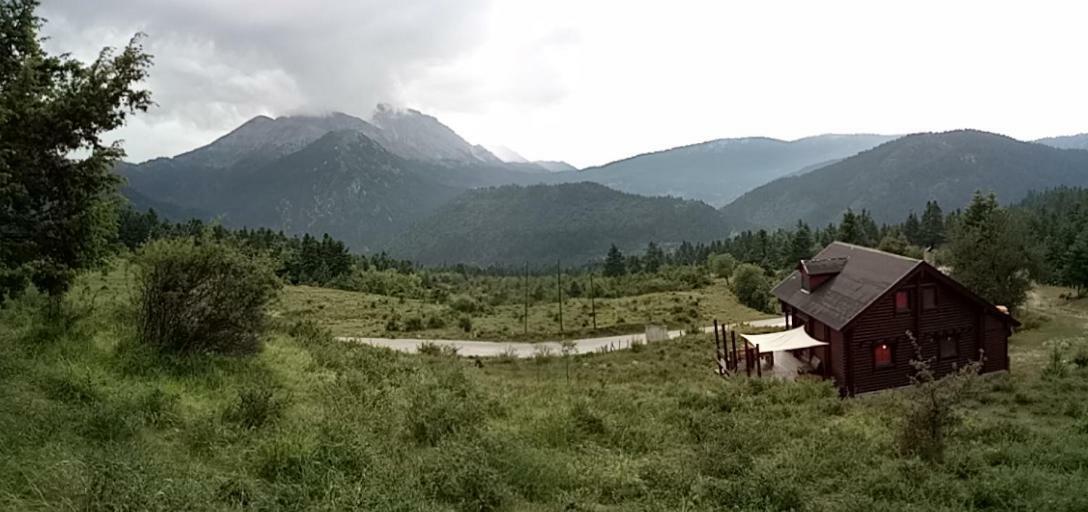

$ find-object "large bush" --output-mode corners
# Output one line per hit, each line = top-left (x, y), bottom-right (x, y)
(134, 238), (281, 354)
(732, 263), (772, 312)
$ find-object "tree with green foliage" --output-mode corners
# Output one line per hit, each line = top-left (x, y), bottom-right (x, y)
(837, 209), (865, 245)
(786, 221), (813, 266)
(1064, 229), (1088, 297)
(919, 201), (946, 248)
(708, 253), (737, 282)
(603, 244), (626, 277)
(643, 241), (664, 273)
(877, 230), (910, 256)
(0, 1), (152, 305)
(947, 192), (1034, 310)
(732, 263), (772, 312)
(903, 212), (922, 245)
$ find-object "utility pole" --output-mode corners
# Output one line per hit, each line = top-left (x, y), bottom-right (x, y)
(523, 262), (529, 336)
(589, 271), (597, 330)
(557, 258), (564, 336)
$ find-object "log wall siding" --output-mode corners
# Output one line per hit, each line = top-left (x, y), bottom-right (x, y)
(846, 266), (1008, 394)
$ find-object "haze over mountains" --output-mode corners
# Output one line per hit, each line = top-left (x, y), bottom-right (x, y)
(571, 134), (898, 206)
(118, 104), (1088, 265)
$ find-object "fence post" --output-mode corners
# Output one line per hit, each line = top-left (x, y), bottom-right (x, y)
(731, 330), (738, 372)
(756, 344), (762, 378)
(713, 319), (721, 360)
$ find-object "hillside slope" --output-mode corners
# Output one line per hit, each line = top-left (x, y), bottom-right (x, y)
(567, 134), (897, 206)
(390, 182), (729, 266)
(1036, 133), (1088, 151)
(721, 130), (1088, 229)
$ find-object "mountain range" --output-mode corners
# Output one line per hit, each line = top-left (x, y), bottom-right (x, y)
(118, 105), (1088, 264)
(566, 134), (898, 206)
(721, 130), (1088, 230)
(390, 182), (728, 266)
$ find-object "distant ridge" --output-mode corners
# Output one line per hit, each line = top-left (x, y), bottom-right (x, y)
(390, 182), (728, 266)
(566, 134), (898, 206)
(721, 130), (1088, 230)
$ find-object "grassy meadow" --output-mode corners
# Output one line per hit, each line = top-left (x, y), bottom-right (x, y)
(277, 278), (772, 341)
(1, 264), (1088, 510)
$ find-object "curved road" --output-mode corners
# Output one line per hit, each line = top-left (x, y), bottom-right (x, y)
(337, 317), (786, 358)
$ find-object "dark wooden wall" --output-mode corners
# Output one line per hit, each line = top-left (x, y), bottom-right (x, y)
(845, 266), (1009, 394)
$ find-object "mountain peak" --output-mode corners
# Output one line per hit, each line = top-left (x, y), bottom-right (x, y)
(368, 103), (500, 164)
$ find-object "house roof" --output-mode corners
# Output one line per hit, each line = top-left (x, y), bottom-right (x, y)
(772, 241), (1019, 330)
(801, 257), (848, 275)
(772, 242), (922, 331)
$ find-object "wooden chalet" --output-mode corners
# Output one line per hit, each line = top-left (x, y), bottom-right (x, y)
(771, 242), (1019, 394)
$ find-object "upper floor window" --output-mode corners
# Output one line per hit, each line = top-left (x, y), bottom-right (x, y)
(922, 286), (937, 311)
(895, 290), (911, 313)
(874, 342), (893, 368)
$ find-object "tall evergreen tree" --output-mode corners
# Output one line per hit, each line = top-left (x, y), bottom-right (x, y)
(786, 221), (813, 266)
(0, 0), (153, 303)
(1064, 228), (1088, 297)
(643, 241), (664, 273)
(837, 209), (865, 245)
(603, 244), (626, 277)
(903, 211), (922, 245)
(919, 201), (946, 248)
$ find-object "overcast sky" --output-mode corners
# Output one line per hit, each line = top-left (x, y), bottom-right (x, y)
(40, 0), (1088, 168)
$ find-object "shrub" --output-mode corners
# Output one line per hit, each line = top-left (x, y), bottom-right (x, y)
(897, 333), (981, 463)
(426, 315), (446, 329)
(134, 238), (281, 355)
(458, 314), (473, 333)
(223, 388), (287, 430)
(450, 295), (479, 314)
(732, 264), (772, 313)
(403, 315), (424, 331)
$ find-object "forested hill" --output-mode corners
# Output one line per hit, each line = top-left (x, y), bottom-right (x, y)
(1036, 133), (1088, 151)
(720, 130), (1088, 230)
(568, 134), (897, 206)
(389, 182), (729, 266)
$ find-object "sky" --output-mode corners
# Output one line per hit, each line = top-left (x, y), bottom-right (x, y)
(39, 0), (1088, 168)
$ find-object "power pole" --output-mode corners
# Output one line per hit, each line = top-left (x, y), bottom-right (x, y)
(523, 262), (529, 336)
(557, 258), (564, 336)
(589, 271), (597, 330)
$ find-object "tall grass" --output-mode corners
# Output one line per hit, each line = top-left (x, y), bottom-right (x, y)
(3, 271), (1088, 510)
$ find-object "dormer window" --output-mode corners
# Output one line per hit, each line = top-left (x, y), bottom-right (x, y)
(800, 257), (847, 292)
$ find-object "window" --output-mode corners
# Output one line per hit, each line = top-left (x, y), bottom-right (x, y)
(874, 342), (893, 368)
(895, 290), (911, 313)
(922, 286), (937, 311)
(939, 335), (958, 359)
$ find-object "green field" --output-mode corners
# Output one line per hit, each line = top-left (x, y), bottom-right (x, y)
(1, 267), (1088, 510)
(277, 278), (772, 340)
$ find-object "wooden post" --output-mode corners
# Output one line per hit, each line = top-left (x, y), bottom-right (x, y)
(589, 272), (597, 330)
(756, 344), (763, 378)
(745, 342), (752, 377)
(556, 258), (563, 336)
(713, 319), (721, 360)
(731, 331), (738, 372)
(523, 262), (529, 336)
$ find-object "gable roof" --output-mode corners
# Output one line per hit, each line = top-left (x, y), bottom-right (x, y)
(773, 241), (1018, 330)
(773, 242), (922, 330)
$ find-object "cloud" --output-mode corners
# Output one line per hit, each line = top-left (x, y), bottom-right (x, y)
(38, 0), (496, 161)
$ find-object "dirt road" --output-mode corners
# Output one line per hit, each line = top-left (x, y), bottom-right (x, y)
(337, 317), (786, 358)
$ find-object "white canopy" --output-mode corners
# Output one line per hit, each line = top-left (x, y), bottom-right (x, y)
(739, 326), (827, 354)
